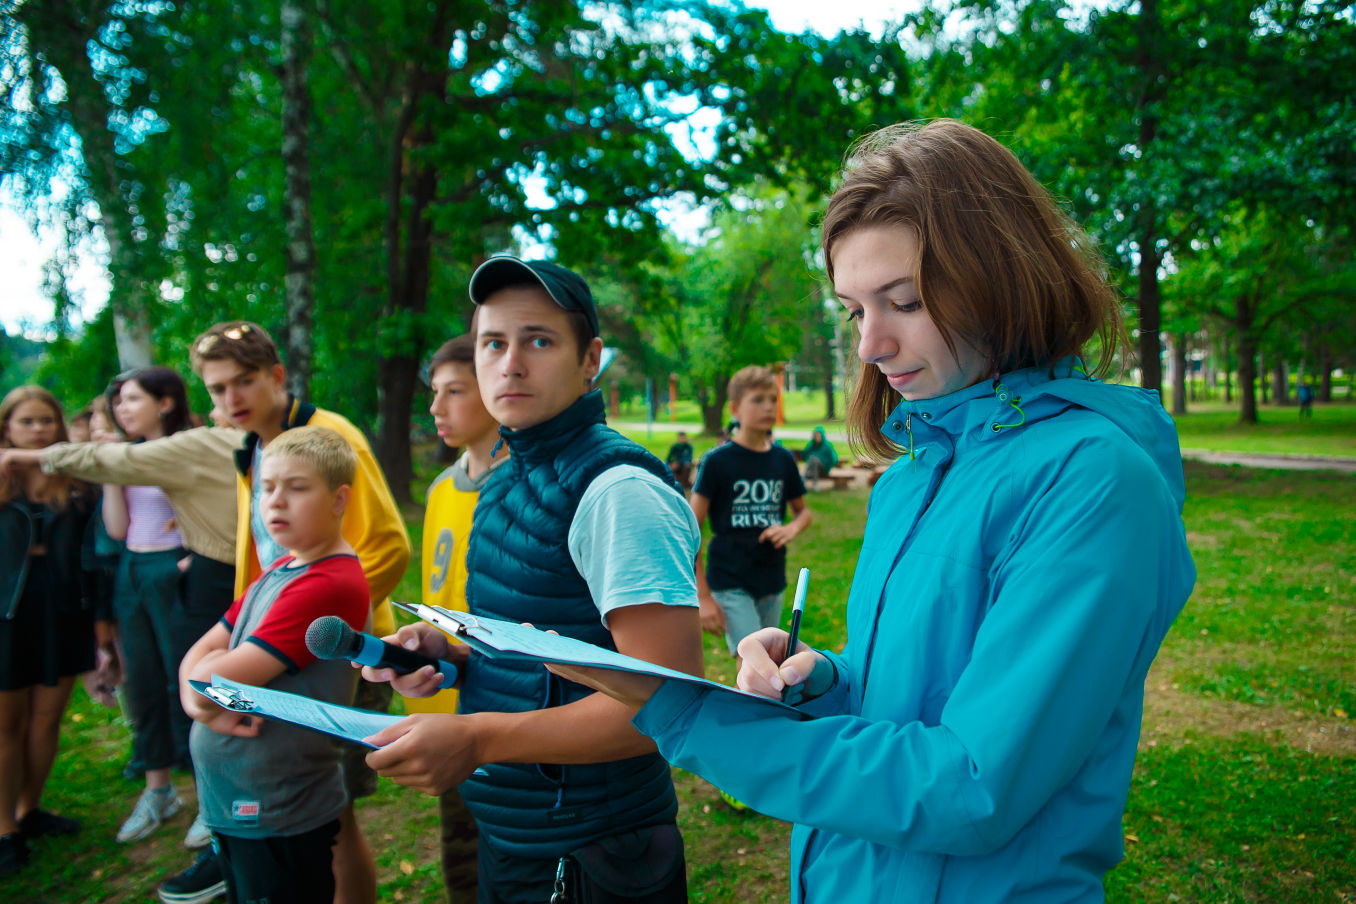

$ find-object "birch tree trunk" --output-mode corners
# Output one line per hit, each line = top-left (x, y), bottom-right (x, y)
(281, 0), (315, 400)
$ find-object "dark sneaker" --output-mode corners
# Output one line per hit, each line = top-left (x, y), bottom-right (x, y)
(0, 833), (30, 877)
(158, 849), (226, 903)
(18, 808), (80, 838)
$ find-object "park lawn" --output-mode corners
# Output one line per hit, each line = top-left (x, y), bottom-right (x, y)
(1171, 400), (1356, 459)
(13, 462), (1354, 903)
(622, 387), (1356, 461)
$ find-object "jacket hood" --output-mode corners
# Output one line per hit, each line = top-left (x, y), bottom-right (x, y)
(882, 358), (1185, 507)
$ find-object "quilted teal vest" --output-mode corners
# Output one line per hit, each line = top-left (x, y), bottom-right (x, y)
(460, 389), (684, 857)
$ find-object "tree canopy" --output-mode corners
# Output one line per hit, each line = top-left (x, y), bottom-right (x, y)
(3, 0), (1352, 472)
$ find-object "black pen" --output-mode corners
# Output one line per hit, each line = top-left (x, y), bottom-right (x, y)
(784, 567), (810, 661)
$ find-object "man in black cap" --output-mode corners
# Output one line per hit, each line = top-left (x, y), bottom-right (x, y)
(365, 256), (703, 903)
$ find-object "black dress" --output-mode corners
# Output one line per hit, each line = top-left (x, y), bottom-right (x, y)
(0, 496), (97, 691)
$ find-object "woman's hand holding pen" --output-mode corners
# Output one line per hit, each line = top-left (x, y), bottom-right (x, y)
(735, 627), (826, 700)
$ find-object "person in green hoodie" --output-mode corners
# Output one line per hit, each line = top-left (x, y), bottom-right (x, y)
(801, 426), (838, 489)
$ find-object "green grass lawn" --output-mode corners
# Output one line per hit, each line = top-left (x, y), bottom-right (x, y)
(620, 385), (1356, 460)
(12, 459), (1354, 903)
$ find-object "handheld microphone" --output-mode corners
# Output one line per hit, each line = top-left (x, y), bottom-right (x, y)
(305, 616), (458, 690)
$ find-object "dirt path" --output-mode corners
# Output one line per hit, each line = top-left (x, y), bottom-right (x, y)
(1142, 661), (1355, 757)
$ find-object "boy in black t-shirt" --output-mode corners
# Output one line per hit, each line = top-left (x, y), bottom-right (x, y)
(691, 366), (812, 655)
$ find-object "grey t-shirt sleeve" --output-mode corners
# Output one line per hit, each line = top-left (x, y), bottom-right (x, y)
(567, 464), (700, 625)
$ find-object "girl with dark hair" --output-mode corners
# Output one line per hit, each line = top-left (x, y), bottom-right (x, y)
(0, 387), (99, 876)
(103, 367), (195, 844)
(547, 120), (1196, 902)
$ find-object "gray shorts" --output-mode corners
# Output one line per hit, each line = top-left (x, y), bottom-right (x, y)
(711, 587), (784, 656)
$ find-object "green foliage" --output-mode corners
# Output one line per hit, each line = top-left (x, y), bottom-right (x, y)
(0, 329), (45, 397)
(29, 305), (121, 411)
(599, 183), (828, 431)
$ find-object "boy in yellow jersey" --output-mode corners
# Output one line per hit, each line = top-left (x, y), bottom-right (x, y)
(410, 333), (506, 902)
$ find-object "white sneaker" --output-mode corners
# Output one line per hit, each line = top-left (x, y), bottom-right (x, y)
(183, 810), (211, 849)
(117, 786), (183, 843)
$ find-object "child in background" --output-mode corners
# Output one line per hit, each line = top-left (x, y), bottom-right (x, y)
(664, 431), (694, 489)
(691, 366), (812, 655)
(400, 333), (507, 901)
(103, 368), (197, 845)
(67, 408), (92, 444)
(178, 426), (370, 904)
(801, 426), (839, 490)
(0, 387), (100, 875)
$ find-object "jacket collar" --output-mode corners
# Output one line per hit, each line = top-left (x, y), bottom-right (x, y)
(497, 389), (606, 465)
(880, 357), (1088, 450)
(234, 395), (318, 476)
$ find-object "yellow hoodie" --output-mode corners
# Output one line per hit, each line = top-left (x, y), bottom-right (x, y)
(233, 399), (409, 636)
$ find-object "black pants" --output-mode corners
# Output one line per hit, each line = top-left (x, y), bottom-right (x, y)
(440, 786), (479, 903)
(477, 824), (686, 904)
(115, 548), (189, 771)
(174, 555), (236, 764)
(215, 819), (340, 904)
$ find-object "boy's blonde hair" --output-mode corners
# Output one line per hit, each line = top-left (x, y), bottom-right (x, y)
(727, 365), (778, 405)
(263, 426), (357, 491)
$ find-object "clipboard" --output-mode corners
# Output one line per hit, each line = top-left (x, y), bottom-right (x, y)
(395, 601), (807, 715)
(190, 675), (405, 749)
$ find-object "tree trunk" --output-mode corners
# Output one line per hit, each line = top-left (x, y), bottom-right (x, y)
(372, 4), (451, 503)
(1137, 243), (1163, 396)
(823, 312), (836, 420)
(1134, 0), (1165, 398)
(1170, 332), (1187, 415)
(281, 0), (315, 401)
(375, 138), (438, 502)
(1318, 350), (1333, 402)
(1222, 331), (1232, 403)
(1272, 359), (1289, 405)
(1234, 294), (1259, 424)
(32, 9), (156, 370)
(1237, 331), (1258, 424)
(697, 383), (729, 435)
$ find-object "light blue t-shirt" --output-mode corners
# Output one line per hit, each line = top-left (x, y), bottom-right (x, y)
(567, 464), (700, 624)
(250, 444), (288, 570)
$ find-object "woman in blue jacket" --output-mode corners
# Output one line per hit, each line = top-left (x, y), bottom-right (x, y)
(550, 120), (1196, 903)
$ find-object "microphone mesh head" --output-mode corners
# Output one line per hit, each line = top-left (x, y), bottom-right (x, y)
(304, 616), (349, 660)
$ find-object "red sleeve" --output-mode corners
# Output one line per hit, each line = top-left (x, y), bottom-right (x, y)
(242, 555), (370, 673)
(221, 592), (248, 631)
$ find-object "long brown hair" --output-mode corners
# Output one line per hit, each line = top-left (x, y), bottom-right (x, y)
(0, 386), (88, 510)
(822, 120), (1127, 461)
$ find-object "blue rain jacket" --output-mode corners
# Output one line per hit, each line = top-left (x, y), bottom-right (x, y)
(635, 361), (1195, 903)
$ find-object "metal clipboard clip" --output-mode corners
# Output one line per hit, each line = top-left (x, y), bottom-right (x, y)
(202, 686), (257, 712)
(432, 607), (492, 637)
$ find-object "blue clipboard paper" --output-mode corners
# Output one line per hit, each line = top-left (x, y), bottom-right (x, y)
(190, 675), (404, 749)
(395, 601), (806, 716)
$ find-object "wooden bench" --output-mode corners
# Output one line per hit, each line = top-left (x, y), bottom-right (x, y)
(825, 469), (856, 491)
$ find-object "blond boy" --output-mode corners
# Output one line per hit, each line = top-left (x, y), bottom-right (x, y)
(178, 427), (370, 904)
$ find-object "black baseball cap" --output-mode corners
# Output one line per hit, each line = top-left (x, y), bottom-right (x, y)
(467, 256), (599, 340)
